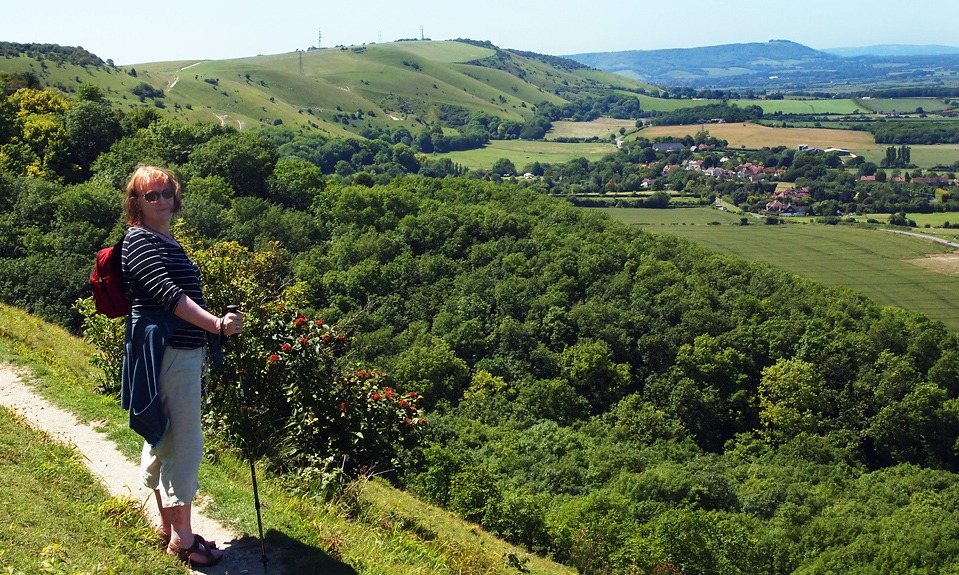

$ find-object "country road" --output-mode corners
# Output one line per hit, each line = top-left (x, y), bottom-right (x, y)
(880, 228), (959, 248)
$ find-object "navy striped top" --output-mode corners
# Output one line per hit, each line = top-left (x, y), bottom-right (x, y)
(122, 226), (207, 349)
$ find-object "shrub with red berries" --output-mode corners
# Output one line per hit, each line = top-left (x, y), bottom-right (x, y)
(164, 237), (426, 478)
(209, 306), (423, 476)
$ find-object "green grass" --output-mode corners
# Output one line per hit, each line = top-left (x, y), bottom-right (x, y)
(0, 303), (575, 575)
(549, 118), (638, 139)
(633, 93), (713, 112)
(858, 144), (959, 169)
(728, 98), (864, 115)
(896, 213), (959, 229)
(627, 95), (866, 115)
(593, 206), (745, 226)
(595, 207), (959, 331)
(855, 98), (951, 114)
(0, 406), (183, 574)
(382, 41), (496, 63)
(2, 41), (630, 138)
(438, 139), (618, 170)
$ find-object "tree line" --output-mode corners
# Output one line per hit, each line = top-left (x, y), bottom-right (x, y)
(871, 121), (959, 145)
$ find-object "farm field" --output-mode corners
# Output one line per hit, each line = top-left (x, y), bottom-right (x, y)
(728, 98), (863, 115)
(632, 93), (713, 112)
(636, 122), (880, 151)
(549, 118), (637, 139)
(855, 97), (952, 114)
(632, 96), (951, 116)
(892, 212), (959, 230)
(438, 139), (617, 170)
(858, 144), (959, 168)
(595, 207), (959, 331)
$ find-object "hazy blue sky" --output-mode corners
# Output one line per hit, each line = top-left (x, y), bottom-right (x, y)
(4, 0), (957, 64)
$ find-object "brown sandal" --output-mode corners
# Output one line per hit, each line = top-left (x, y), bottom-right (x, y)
(168, 534), (223, 567)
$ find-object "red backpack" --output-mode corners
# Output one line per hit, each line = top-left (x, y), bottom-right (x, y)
(90, 233), (129, 318)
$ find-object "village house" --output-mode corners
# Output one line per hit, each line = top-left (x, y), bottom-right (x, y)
(704, 167), (730, 180)
(773, 186), (811, 200)
(737, 163), (764, 180)
(765, 200), (807, 216)
(662, 164), (680, 176)
(911, 176), (950, 186)
(763, 167), (784, 177)
(652, 142), (686, 153)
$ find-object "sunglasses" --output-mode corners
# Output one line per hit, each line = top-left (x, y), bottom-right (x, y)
(141, 189), (175, 202)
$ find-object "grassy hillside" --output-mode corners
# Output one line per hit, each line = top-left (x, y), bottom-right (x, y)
(0, 302), (575, 575)
(0, 40), (650, 137)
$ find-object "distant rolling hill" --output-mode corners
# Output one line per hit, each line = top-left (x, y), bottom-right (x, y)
(823, 44), (959, 57)
(0, 40), (653, 136)
(566, 39), (959, 91)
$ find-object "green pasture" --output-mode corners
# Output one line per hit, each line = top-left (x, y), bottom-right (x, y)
(622, 94), (866, 115)
(382, 40), (496, 63)
(896, 213), (959, 230)
(438, 140), (618, 170)
(596, 207), (959, 330)
(729, 98), (864, 115)
(592, 206), (744, 225)
(549, 118), (638, 139)
(633, 94), (713, 112)
(855, 97), (951, 114)
(858, 144), (959, 168)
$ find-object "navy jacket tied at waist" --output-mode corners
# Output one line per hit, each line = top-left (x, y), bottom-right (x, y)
(121, 309), (223, 447)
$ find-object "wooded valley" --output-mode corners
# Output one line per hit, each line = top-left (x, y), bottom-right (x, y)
(4, 42), (959, 575)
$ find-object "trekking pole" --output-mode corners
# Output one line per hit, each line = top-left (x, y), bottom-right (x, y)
(225, 304), (269, 571)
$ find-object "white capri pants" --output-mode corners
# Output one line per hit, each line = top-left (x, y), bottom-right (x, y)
(140, 346), (205, 508)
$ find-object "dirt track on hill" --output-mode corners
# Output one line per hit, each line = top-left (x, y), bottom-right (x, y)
(0, 365), (282, 575)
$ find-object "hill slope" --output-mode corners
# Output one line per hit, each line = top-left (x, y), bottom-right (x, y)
(567, 39), (959, 91)
(0, 40), (651, 136)
(824, 44), (959, 57)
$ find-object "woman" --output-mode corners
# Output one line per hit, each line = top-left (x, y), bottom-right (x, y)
(119, 165), (242, 567)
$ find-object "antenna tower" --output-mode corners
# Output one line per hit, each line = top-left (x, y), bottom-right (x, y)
(318, 28), (322, 48)
(378, 31), (382, 43)
(420, 25), (424, 40)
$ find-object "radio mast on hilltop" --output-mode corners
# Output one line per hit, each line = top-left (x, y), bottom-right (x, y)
(318, 28), (322, 49)
(420, 25), (424, 40)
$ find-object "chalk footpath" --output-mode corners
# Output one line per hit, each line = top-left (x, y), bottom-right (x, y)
(0, 365), (281, 575)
